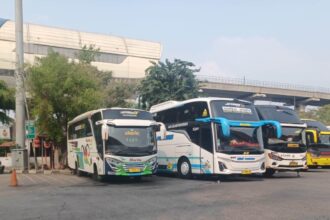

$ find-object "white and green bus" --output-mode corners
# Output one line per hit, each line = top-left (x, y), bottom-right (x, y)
(150, 98), (281, 178)
(67, 108), (158, 180)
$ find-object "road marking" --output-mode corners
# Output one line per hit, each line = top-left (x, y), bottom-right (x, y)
(55, 174), (87, 185)
(31, 174), (53, 185)
(22, 174), (38, 184)
(43, 174), (71, 186)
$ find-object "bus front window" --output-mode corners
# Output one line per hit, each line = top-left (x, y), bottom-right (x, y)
(319, 134), (330, 145)
(216, 126), (263, 153)
(105, 126), (156, 156)
(266, 127), (306, 153)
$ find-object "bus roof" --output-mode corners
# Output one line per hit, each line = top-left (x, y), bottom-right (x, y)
(68, 108), (149, 125)
(301, 119), (329, 131)
(255, 105), (305, 126)
(149, 97), (251, 113)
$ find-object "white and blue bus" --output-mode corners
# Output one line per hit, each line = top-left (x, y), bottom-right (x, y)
(150, 98), (281, 178)
(67, 108), (158, 180)
(256, 105), (307, 177)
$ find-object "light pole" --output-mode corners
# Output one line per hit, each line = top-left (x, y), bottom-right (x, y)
(13, 0), (27, 171)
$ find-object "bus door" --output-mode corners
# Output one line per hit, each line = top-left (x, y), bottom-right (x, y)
(198, 123), (214, 174)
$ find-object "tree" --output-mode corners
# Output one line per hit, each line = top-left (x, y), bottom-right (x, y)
(104, 81), (137, 108)
(0, 80), (14, 124)
(138, 59), (200, 109)
(298, 105), (330, 126)
(315, 105), (330, 125)
(26, 51), (104, 149)
(76, 44), (100, 64)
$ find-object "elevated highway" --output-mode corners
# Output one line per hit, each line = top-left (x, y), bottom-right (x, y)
(2, 71), (330, 110)
(197, 75), (330, 110)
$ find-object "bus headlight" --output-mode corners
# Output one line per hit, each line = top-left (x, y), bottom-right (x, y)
(268, 152), (283, 161)
(146, 157), (157, 167)
(106, 158), (122, 168)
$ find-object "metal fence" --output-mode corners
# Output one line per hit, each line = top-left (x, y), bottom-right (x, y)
(196, 75), (330, 94)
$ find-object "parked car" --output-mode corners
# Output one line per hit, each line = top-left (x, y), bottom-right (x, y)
(0, 161), (4, 174)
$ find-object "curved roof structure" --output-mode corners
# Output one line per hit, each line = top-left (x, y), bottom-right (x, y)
(0, 18), (162, 83)
(0, 19), (161, 59)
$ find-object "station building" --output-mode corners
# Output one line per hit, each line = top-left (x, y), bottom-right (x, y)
(0, 18), (162, 87)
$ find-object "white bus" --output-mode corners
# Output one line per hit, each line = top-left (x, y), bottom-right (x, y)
(67, 108), (158, 180)
(256, 105), (307, 177)
(150, 98), (281, 178)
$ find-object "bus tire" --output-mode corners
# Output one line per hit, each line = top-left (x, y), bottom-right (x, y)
(73, 161), (78, 175)
(178, 158), (192, 179)
(76, 161), (83, 176)
(308, 165), (318, 169)
(93, 164), (102, 181)
(263, 168), (275, 177)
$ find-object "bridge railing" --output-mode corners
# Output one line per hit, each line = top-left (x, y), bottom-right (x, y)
(196, 75), (330, 94)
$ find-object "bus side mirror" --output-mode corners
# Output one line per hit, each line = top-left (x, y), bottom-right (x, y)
(158, 123), (167, 140)
(154, 124), (161, 132)
(263, 126), (282, 139)
(102, 124), (109, 141)
(306, 132), (316, 144)
(220, 123), (230, 137)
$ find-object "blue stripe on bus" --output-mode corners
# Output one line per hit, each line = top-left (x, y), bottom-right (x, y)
(157, 134), (174, 141)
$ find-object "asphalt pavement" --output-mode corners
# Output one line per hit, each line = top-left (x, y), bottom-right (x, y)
(0, 170), (330, 220)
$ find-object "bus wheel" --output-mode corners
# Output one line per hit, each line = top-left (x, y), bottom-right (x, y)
(93, 165), (99, 181)
(73, 161), (78, 175)
(308, 165), (318, 169)
(263, 168), (275, 178)
(178, 158), (192, 179)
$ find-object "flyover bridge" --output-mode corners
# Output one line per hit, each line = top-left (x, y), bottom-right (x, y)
(197, 75), (330, 110)
(2, 70), (330, 110)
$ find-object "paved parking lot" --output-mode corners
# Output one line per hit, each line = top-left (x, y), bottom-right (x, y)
(0, 170), (330, 220)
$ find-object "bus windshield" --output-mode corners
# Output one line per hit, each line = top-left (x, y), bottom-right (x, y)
(216, 126), (263, 153)
(266, 127), (306, 153)
(256, 106), (302, 124)
(211, 100), (259, 121)
(319, 134), (330, 145)
(105, 126), (156, 156)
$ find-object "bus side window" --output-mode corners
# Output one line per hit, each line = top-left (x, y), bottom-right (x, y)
(182, 102), (209, 122)
(85, 119), (92, 137)
(187, 124), (200, 146)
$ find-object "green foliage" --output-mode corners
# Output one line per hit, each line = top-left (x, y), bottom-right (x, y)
(0, 80), (14, 124)
(104, 81), (137, 108)
(26, 51), (104, 146)
(299, 105), (330, 126)
(76, 44), (100, 64)
(138, 59), (200, 109)
(315, 105), (330, 125)
(298, 110), (318, 121)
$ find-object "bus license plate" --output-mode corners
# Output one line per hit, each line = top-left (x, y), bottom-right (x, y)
(289, 161), (298, 166)
(241, 169), (252, 175)
(128, 168), (141, 173)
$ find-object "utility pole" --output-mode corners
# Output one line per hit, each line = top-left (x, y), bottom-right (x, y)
(13, 0), (28, 171)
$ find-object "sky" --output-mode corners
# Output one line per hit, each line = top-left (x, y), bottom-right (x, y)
(1, 0), (330, 88)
